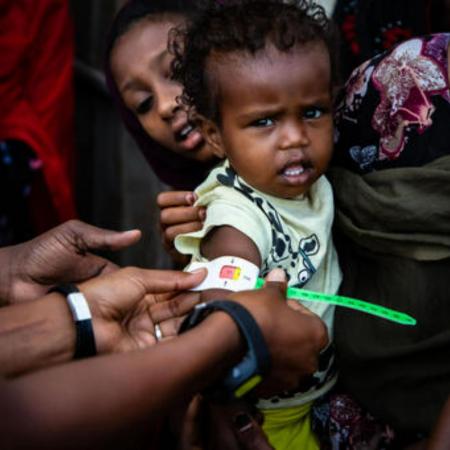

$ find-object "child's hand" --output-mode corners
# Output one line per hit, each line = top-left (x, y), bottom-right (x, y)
(157, 190), (206, 266)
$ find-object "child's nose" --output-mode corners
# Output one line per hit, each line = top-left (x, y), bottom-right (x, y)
(279, 121), (310, 150)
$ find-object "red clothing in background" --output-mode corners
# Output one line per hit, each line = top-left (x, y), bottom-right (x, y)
(0, 0), (77, 232)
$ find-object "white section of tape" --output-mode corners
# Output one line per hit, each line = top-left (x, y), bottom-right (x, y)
(67, 292), (92, 322)
(187, 256), (260, 292)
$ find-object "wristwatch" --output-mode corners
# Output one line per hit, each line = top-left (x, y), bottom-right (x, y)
(179, 300), (270, 399)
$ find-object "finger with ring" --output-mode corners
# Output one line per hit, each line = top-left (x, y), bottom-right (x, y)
(154, 323), (163, 342)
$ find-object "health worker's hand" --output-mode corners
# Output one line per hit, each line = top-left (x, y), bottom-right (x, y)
(78, 267), (206, 353)
(228, 269), (329, 396)
(3, 220), (141, 304)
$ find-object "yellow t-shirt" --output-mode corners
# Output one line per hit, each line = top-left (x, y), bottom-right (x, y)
(175, 160), (342, 448)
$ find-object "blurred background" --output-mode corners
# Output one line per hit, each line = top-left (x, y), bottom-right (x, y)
(0, 0), (172, 268)
(71, 0), (171, 269)
(1, 0), (447, 270)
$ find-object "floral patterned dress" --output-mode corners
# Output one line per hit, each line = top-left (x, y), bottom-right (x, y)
(334, 33), (450, 171)
(313, 33), (450, 450)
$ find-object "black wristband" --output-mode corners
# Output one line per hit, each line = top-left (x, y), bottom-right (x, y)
(49, 284), (97, 359)
(179, 300), (270, 399)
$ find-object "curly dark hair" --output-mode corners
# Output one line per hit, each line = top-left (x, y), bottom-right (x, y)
(171, 0), (339, 124)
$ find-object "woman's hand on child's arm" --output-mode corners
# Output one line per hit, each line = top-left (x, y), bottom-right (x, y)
(177, 269), (326, 450)
(199, 226), (327, 377)
(230, 269), (328, 396)
(157, 190), (206, 266)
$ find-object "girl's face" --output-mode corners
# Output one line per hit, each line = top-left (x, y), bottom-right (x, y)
(110, 17), (215, 162)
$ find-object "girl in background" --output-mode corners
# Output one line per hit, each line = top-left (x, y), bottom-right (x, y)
(106, 0), (219, 259)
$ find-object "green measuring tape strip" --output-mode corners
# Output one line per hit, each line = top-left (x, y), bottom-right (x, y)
(254, 278), (416, 326)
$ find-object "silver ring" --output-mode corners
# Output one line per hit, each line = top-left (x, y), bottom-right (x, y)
(154, 323), (163, 342)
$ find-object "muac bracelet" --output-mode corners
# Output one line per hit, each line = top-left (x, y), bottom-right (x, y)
(49, 283), (97, 359)
(179, 300), (270, 399)
(186, 256), (417, 326)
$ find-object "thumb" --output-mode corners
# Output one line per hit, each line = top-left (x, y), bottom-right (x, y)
(68, 220), (142, 252)
(132, 268), (208, 295)
(262, 268), (287, 299)
(264, 268), (286, 283)
(70, 254), (120, 282)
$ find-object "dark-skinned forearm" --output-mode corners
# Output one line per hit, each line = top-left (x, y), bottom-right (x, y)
(0, 293), (75, 377)
(1, 312), (243, 450)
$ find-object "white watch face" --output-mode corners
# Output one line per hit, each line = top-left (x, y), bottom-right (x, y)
(187, 256), (259, 292)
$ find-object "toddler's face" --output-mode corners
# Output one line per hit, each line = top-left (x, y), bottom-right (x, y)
(205, 42), (334, 198)
(110, 18), (215, 163)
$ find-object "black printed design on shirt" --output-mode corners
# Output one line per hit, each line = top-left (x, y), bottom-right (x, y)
(217, 166), (319, 287)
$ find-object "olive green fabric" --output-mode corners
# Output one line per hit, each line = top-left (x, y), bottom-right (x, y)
(330, 155), (450, 260)
(329, 155), (450, 437)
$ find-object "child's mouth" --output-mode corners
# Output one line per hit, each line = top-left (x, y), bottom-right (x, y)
(283, 166), (305, 177)
(280, 162), (313, 185)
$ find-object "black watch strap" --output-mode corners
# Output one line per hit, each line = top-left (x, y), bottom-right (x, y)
(179, 300), (270, 398)
(50, 283), (97, 359)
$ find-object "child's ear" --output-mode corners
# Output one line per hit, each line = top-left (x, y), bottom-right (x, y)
(200, 118), (226, 159)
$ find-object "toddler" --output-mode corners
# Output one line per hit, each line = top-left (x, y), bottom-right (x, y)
(173, 1), (342, 448)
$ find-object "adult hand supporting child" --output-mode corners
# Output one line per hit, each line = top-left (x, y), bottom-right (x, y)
(229, 268), (328, 396)
(177, 269), (328, 450)
(0, 269), (329, 450)
(76, 267), (207, 354)
(0, 266), (207, 377)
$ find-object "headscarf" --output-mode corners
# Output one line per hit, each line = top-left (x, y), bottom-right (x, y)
(105, 0), (215, 190)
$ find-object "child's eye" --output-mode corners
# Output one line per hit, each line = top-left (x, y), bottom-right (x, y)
(303, 108), (323, 119)
(136, 97), (153, 115)
(251, 117), (275, 127)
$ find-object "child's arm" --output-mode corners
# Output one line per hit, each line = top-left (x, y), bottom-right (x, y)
(199, 225), (262, 302)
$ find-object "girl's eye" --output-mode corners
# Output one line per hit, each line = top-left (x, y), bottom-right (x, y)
(136, 97), (153, 115)
(303, 108), (323, 119)
(251, 117), (275, 127)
